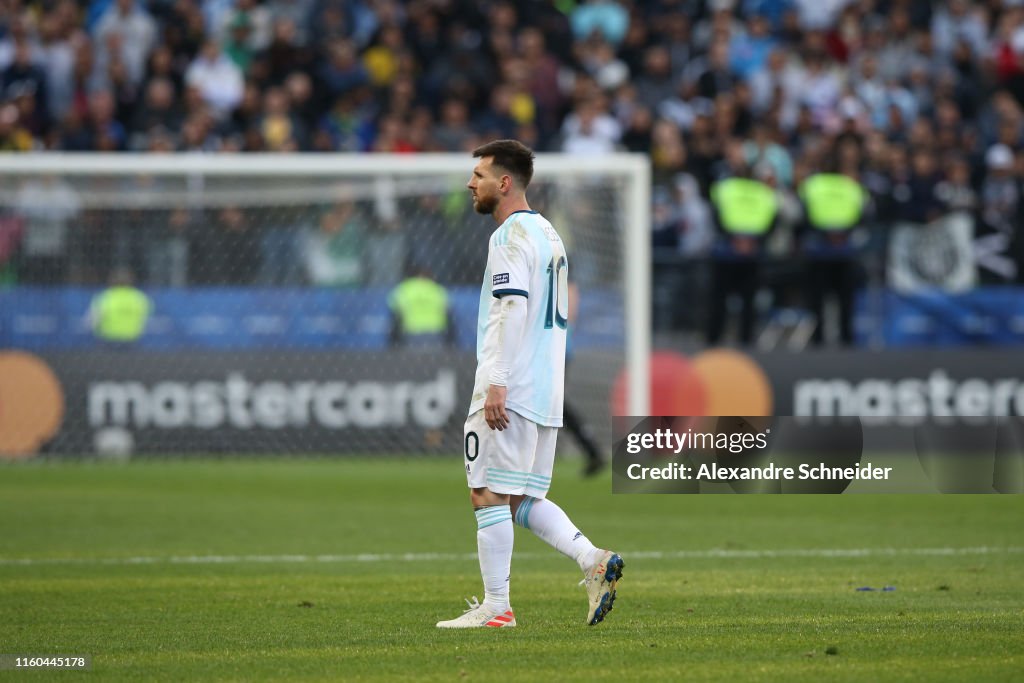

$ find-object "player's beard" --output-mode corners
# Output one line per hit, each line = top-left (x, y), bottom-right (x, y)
(473, 192), (498, 216)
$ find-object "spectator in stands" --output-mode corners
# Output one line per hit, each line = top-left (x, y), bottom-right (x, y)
(743, 121), (792, 187)
(3, 40), (50, 137)
(433, 97), (472, 152)
(319, 39), (369, 101)
(561, 96), (621, 155)
(303, 195), (366, 287)
(571, 0), (630, 46)
(731, 11), (777, 80)
(696, 39), (738, 100)
(257, 17), (313, 86)
(147, 206), (194, 288)
(13, 174), (81, 284)
(185, 39), (243, 118)
(37, 13), (76, 125)
(931, 0), (988, 60)
(0, 100), (32, 150)
(518, 26), (563, 142)
(223, 15), (257, 74)
(195, 206), (261, 285)
(475, 83), (520, 142)
(131, 77), (182, 145)
(93, 0), (156, 88)
(220, 0), (272, 53)
(316, 89), (375, 152)
(891, 146), (944, 224)
(284, 71), (319, 133)
(936, 155), (978, 216)
(257, 85), (304, 151)
(632, 44), (675, 110)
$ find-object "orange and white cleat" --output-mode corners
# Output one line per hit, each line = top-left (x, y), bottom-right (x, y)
(436, 597), (517, 629)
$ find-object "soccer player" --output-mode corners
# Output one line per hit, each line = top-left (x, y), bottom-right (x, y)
(436, 140), (624, 629)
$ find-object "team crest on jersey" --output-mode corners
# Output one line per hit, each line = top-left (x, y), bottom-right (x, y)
(493, 273), (510, 285)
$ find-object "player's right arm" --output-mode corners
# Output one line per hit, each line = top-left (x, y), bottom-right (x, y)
(484, 295), (526, 430)
(482, 229), (532, 430)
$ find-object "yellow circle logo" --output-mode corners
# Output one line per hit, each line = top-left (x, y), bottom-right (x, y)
(0, 351), (65, 458)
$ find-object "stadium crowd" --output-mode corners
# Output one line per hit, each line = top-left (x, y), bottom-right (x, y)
(1, 0), (1023, 340)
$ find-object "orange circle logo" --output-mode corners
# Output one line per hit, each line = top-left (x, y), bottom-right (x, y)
(0, 351), (65, 459)
(612, 349), (773, 416)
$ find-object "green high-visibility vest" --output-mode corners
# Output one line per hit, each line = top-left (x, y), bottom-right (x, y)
(710, 178), (777, 235)
(388, 277), (449, 335)
(92, 286), (152, 341)
(799, 173), (866, 231)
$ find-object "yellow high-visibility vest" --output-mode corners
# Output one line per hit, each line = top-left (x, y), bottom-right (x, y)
(710, 178), (777, 235)
(388, 277), (449, 335)
(799, 173), (866, 231)
(92, 286), (152, 341)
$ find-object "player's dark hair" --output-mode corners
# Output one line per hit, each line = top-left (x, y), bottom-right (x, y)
(472, 139), (535, 188)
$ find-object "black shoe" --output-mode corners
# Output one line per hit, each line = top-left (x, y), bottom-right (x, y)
(582, 457), (607, 478)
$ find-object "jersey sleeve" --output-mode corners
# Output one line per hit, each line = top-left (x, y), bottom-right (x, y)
(489, 241), (531, 299)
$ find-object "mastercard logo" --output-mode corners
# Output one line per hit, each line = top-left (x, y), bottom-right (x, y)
(0, 351), (65, 458)
(611, 349), (773, 416)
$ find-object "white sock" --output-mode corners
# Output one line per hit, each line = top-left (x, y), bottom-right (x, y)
(475, 505), (513, 611)
(514, 497), (601, 571)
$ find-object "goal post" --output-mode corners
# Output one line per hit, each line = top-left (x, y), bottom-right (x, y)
(0, 153), (650, 456)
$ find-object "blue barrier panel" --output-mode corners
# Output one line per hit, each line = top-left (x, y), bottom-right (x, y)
(0, 287), (624, 351)
(855, 288), (1024, 347)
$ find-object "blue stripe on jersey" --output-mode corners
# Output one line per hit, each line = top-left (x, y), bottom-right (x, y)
(493, 288), (528, 299)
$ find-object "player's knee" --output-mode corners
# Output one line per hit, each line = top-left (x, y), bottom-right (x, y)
(508, 494), (526, 518)
(470, 487), (510, 508)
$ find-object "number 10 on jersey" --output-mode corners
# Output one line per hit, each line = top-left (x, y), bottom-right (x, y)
(545, 256), (568, 330)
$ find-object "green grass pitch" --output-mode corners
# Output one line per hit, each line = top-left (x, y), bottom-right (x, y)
(1, 458), (1022, 682)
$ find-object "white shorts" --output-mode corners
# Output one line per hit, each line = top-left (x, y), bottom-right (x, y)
(463, 409), (558, 498)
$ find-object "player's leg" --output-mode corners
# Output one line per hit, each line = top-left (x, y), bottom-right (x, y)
(561, 399), (605, 477)
(738, 261), (758, 345)
(511, 493), (602, 571)
(437, 411), (536, 629)
(470, 485), (514, 617)
(511, 427), (624, 625)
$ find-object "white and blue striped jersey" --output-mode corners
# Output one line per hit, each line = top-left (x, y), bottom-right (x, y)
(469, 210), (568, 427)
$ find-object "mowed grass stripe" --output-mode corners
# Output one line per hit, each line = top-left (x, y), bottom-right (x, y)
(1, 545), (1021, 566)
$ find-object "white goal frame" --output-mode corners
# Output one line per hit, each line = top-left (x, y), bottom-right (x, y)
(0, 153), (651, 415)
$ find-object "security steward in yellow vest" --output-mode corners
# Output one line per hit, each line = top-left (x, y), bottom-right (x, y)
(797, 171), (867, 346)
(388, 268), (455, 348)
(90, 269), (152, 347)
(707, 174), (777, 345)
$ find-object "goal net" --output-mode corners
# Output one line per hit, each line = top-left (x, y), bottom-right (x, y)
(0, 154), (649, 458)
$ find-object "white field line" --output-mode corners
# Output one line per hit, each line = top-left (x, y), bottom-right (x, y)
(0, 546), (1020, 567)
